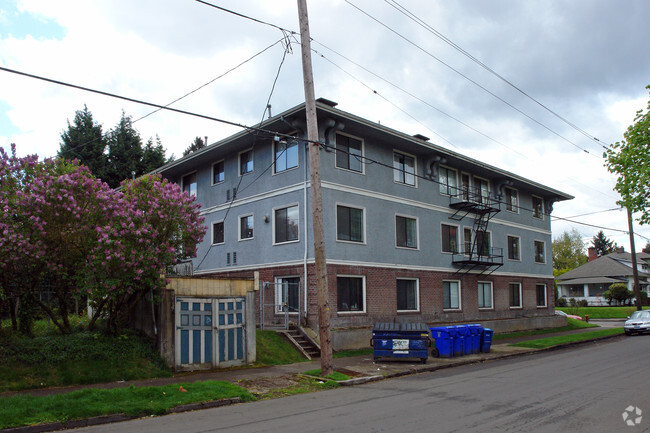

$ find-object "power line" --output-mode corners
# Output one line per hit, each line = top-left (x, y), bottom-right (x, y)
(385, 0), (608, 153)
(344, 0), (601, 159)
(195, 0), (297, 35)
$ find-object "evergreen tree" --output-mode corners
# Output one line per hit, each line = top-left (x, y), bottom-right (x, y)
(141, 135), (168, 173)
(591, 230), (617, 257)
(106, 112), (144, 188)
(183, 136), (205, 157)
(643, 242), (650, 254)
(58, 105), (107, 179)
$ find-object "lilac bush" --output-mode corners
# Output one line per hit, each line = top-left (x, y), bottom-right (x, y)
(0, 145), (205, 334)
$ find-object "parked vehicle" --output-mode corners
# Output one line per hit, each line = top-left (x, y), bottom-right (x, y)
(624, 310), (650, 335)
(554, 310), (583, 320)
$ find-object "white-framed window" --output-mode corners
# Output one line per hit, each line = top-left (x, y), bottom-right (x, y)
(463, 227), (473, 255)
(274, 204), (299, 244)
(509, 282), (522, 308)
(212, 160), (224, 185)
(212, 220), (224, 245)
(507, 235), (521, 261)
(532, 195), (544, 219)
(397, 278), (419, 312)
(476, 230), (491, 256)
(335, 132), (363, 173)
(505, 187), (518, 213)
(239, 148), (254, 175)
(441, 223), (459, 253)
(474, 176), (490, 203)
(275, 276), (300, 313)
(182, 172), (197, 197)
(336, 204), (365, 243)
(393, 151), (416, 186)
(239, 214), (254, 241)
(534, 240), (546, 263)
(478, 281), (493, 309)
(274, 139), (298, 173)
(439, 166), (458, 196)
(536, 284), (547, 307)
(460, 173), (471, 200)
(396, 215), (418, 249)
(443, 280), (461, 310)
(337, 275), (365, 313)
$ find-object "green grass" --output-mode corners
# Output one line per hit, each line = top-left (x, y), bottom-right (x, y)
(302, 369), (350, 381)
(494, 318), (598, 340)
(0, 381), (253, 429)
(255, 330), (308, 366)
(0, 325), (171, 393)
(511, 328), (624, 349)
(556, 306), (649, 319)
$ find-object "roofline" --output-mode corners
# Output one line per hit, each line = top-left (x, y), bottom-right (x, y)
(156, 99), (573, 200)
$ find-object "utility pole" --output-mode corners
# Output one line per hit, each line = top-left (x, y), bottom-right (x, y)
(297, 0), (333, 375)
(627, 207), (642, 311)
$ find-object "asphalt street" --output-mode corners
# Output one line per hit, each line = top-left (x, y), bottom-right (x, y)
(69, 335), (650, 433)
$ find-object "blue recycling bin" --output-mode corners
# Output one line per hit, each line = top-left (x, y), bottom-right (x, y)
(456, 325), (471, 355)
(430, 327), (453, 358)
(448, 326), (464, 357)
(372, 322), (429, 363)
(481, 328), (493, 353)
(468, 324), (483, 354)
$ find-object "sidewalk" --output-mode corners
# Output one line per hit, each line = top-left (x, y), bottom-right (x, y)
(1, 326), (623, 399)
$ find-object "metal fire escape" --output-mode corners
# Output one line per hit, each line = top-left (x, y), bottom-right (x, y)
(448, 187), (503, 275)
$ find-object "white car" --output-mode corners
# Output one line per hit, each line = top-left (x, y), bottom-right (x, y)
(624, 310), (650, 335)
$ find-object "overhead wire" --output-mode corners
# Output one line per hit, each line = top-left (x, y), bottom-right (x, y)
(385, 0), (608, 152)
(343, 0), (602, 159)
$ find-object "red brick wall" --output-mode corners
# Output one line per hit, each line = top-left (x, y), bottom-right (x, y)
(201, 264), (554, 329)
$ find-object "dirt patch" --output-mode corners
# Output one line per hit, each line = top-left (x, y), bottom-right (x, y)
(235, 375), (301, 395)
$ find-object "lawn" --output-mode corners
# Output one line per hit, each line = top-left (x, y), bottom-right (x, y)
(556, 306), (649, 319)
(255, 330), (309, 366)
(510, 328), (624, 349)
(0, 320), (171, 393)
(0, 381), (253, 429)
(493, 318), (597, 340)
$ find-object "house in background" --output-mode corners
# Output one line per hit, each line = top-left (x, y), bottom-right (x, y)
(157, 99), (572, 349)
(556, 248), (650, 306)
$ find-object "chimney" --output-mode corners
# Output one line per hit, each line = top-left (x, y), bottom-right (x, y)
(588, 247), (597, 262)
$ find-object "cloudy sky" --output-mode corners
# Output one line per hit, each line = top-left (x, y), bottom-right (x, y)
(1, 0), (649, 250)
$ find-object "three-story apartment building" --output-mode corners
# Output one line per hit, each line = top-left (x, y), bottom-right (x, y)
(157, 99), (572, 349)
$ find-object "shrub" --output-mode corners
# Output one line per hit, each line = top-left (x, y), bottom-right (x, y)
(556, 297), (567, 307)
(577, 299), (589, 307)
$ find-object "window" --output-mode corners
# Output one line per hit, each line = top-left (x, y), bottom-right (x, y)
(464, 227), (472, 254)
(337, 205), (364, 243)
(534, 241), (546, 263)
(460, 173), (471, 200)
(441, 224), (459, 253)
(509, 283), (522, 308)
(274, 205), (299, 244)
(212, 221), (224, 245)
(443, 280), (460, 310)
(239, 214), (253, 240)
(212, 160), (224, 184)
(476, 230), (491, 256)
(536, 284), (547, 307)
(337, 276), (365, 312)
(335, 133), (362, 172)
(182, 172), (197, 197)
(396, 215), (417, 249)
(505, 187), (518, 212)
(507, 236), (520, 260)
(239, 149), (253, 175)
(276, 276), (300, 313)
(532, 196), (544, 219)
(393, 151), (415, 186)
(474, 177), (490, 203)
(274, 139), (298, 173)
(397, 279), (418, 311)
(478, 282), (493, 309)
(439, 166), (457, 196)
